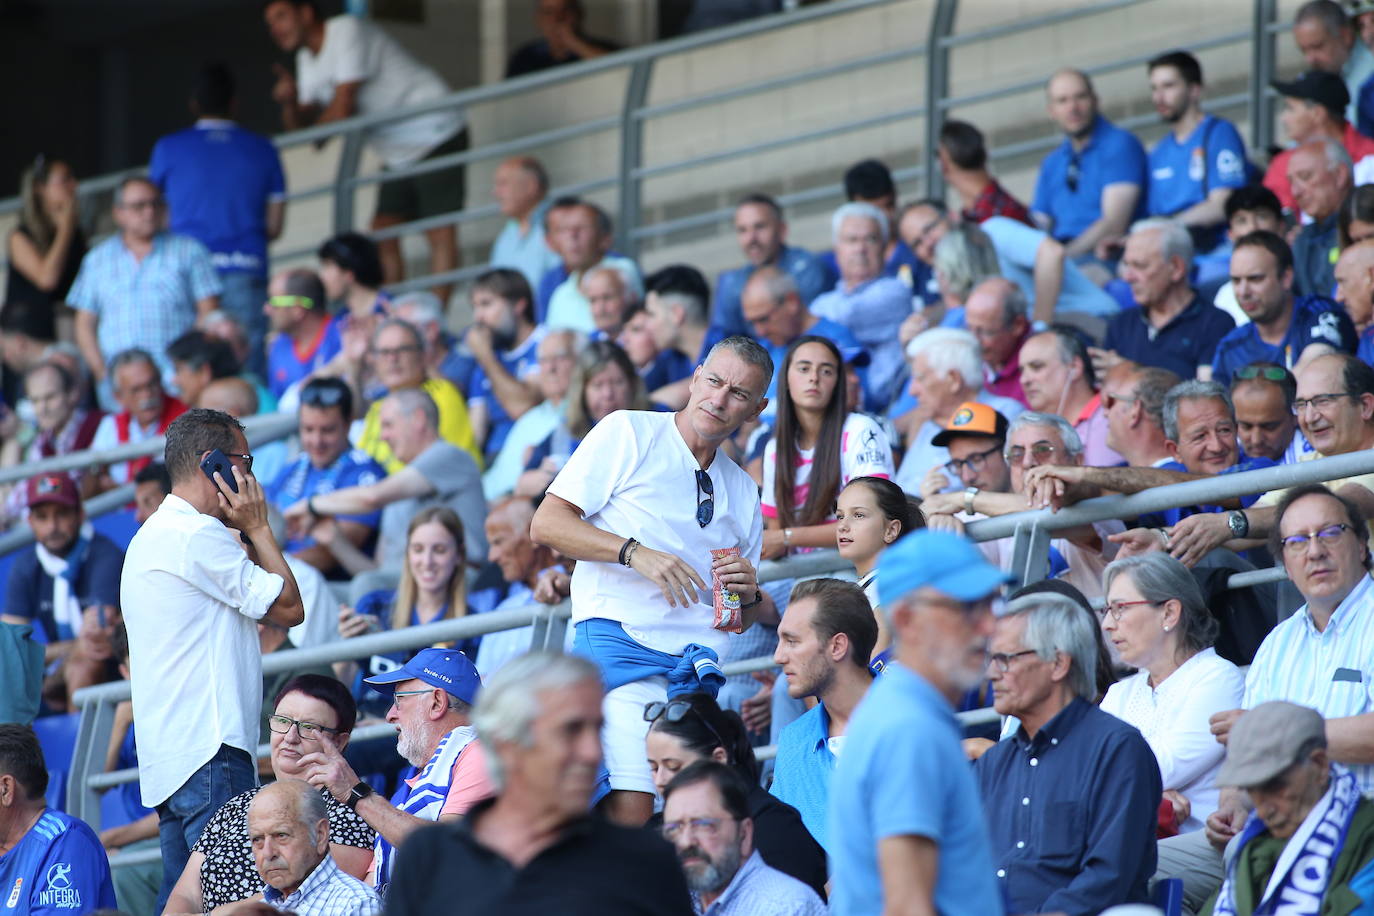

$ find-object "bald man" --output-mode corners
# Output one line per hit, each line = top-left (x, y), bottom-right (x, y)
(474, 496), (568, 677)
(1336, 239), (1374, 362)
(1032, 69), (1147, 275)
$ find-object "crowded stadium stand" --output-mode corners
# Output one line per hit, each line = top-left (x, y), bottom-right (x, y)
(8, 0), (1374, 914)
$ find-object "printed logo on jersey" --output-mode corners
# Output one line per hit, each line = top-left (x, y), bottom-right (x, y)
(1216, 149), (1244, 182)
(38, 863), (80, 909)
(1188, 149), (1204, 182)
(854, 427), (888, 467)
(1314, 311), (1344, 347)
(6, 878), (21, 908)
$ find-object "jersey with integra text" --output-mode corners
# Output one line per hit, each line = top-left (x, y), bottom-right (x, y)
(0, 811), (116, 915)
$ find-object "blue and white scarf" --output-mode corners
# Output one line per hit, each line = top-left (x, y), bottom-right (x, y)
(372, 724), (476, 899)
(1214, 764), (1361, 916)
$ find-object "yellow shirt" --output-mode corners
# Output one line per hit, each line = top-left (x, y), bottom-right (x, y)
(359, 377), (483, 473)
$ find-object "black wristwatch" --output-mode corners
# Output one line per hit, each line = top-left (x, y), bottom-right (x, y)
(741, 590), (764, 610)
(345, 781), (374, 810)
(1227, 510), (1249, 539)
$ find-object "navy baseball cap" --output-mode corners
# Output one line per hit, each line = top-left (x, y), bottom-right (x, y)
(877, 529), (1011, 608)
(364, 647), (482, 705)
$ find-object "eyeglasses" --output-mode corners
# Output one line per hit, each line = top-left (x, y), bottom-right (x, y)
(267, 295), (316, 309)
(392, 688), (434, 701)
(301, 384), (348, 408)
(1280, 523), (1351, 553)
(120, 198), (160, 211)
(1103, 392), (1138, 411)
(1005, 442), (1059, 464)
(945, 444), (1002, 477)
(695, 469), (714, 528)
(1233, 366), (1291, 384)
(1065, 155), (1081, 193)
(1292, 392), (1356, 415)
(987, 649), (1038, 673)
(662, 817), (736, 842)
(372, 344), (422, 360)
(645, 699), (729, 755)
(268, 715), (340, 740)
(226, 453), (254, 474)
(1101, 598), (1156, 621)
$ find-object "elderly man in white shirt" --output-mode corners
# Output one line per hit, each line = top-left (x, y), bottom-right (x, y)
(121, 407), (304, 910)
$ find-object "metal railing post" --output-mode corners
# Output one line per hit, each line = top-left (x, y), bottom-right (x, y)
(923, 0), (959, 200)
(1007, 521), (1050, 591)
(333, 130), (367, 234)
(1251, 0), (1279, 152)
(618, 59), (655, 261)
(68, 697), (117, 825)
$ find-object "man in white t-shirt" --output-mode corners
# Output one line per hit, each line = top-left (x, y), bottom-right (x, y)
(530, 336), (772, 827)
(264, 0), (466, 299)
(120, 408), (304, 909)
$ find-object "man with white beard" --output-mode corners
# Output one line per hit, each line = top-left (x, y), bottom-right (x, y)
(297, 647), (492, 900)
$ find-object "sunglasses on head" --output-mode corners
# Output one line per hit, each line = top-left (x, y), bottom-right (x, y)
(301, 384), (348, 408)
(1233, 366), (1291, 383)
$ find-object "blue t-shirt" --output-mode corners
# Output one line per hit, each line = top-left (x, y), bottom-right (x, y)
(712, 245), (830, 339)
(818, 241), (938, 306)
(266, 449), (386, 553)
(4, 535), (124, 644)
(1033, 115), (1148, 242)
(1359, 326), (1374, 366)
(0, 810), (116, 915)
(1147, 115), (1248, 218)
(1103, 295), (1236, 380)
(149, 120), (286, 276)
(466, 327), (547, 460)
(267, 318), (343, 398)
(829, 663), (1001, 916)
(1211, 295), (1356, 382)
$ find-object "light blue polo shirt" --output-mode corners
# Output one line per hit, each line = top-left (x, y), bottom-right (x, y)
(771, 702), (837, 852)
(1032, 114), (1147, 243)
(829, 662), (1002, 915)
(979, 216), (1119, 318)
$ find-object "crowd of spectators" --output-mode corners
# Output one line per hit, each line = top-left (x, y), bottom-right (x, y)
(12, 1), (1374, 915)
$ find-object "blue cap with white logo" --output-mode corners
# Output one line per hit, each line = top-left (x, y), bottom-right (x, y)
(877, 529), (1011, 608)
(363, 647), (482, 705)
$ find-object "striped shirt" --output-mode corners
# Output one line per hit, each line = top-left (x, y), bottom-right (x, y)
(262, 854), (379, 916)
(696, 850), (827, 916)
(1244, 573), (1374, 792)
(68, 232), (221, 377)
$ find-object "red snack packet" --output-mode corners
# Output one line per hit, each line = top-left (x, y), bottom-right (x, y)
(710, 547), (744, 633)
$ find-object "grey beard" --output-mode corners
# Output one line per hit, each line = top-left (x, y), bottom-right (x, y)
(396, 726), (427, 768)
(683, 845), (742, 895)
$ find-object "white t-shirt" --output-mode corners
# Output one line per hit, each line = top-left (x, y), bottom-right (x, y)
(120, 495), (284, 807)
(297, 15), (463, 168)
(1099, 648), (1244, 833)
(761, 413), (893, 521)
(547, 409), (763, 657)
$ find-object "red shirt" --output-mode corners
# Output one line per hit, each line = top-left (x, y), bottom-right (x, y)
(1264, 123), (1374, 215)
(964, 179), (1034, 227)
(984, 329), (1030, 406)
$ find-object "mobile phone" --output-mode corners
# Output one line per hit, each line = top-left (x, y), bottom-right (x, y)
(200, 448), (239, 494)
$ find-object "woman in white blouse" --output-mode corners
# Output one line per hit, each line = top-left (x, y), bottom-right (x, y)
(1099, 553), (1245, 834)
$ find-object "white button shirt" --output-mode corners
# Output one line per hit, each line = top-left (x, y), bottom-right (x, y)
(121, 494), (284, 807)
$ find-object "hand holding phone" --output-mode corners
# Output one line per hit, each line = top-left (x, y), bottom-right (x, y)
(200, 449), (239, 494)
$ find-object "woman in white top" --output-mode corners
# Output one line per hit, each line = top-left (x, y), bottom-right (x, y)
(761, 336), (894, 558)
(835, 475), (921, 669)
(1099, 553), (1245, 834)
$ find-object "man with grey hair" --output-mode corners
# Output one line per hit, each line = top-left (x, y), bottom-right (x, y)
(975, 592), (1162, 915)
(88, 347), (189, 489)
(531, 337), (771, 827)
(1292, 0), (1374, 125)
(1293, 138), (1356, 297)
(810, 201), (915, 406)
(1210, 229), (1354, 384)
(1097, 217), (1235, 381)
(390, 289), (467, 387)
(246, 778), (379, 915)
(894, 327), (1025, 495)
(1265, 68), (1374, 217)
(298, 648), (490, 901)
(1101, 362), (1180, 467)
(1019, 328), (1123, 465)
(384, 651), (694, 915)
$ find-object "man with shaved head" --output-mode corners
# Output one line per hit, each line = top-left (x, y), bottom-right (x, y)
(246, 778), (379, 914)
(1336, 238), (1374, 361)
(964, 278), (1030, 405)
(1032, 68), (1147, 279)
(490, 155), (560, 291)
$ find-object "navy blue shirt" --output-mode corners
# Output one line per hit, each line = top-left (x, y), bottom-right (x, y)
(4, 534), (124, 644)
(974, 698), (1161, 916)
(1104, 295), (1236, 379)
(149, 120), (286, 277)
(1138, 456), (1277, 528)
(1293, 213), (1340, 299)
(1211, 294), (1355, 382)
(1033, 115), (1148, 242)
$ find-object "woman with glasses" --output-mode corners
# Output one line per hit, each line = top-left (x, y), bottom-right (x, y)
(338, 507), (475, 720)
(644, 692), (827, 899)
(760, 336), (893, 560)
(6, 155), (87, 344)
(835, 475), (922, 667)
(1099, 553), (1244, 834)
(515, 339), (649, 498)
(162, 674), (377, 913)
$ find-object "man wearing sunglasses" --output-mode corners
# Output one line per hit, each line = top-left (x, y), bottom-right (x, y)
(531, 337), (772, 827)
(264, 268), (341, 401)
(1156, 484), (1374, 914)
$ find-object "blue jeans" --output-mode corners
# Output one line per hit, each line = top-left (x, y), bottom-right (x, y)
(217, 271), (269, 378)
(154, 744), (256, 912)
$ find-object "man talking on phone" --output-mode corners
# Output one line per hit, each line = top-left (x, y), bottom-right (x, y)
(120, 408), (303, 911)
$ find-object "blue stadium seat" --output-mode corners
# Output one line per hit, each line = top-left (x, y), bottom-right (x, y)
(31, 712), (81, 812)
